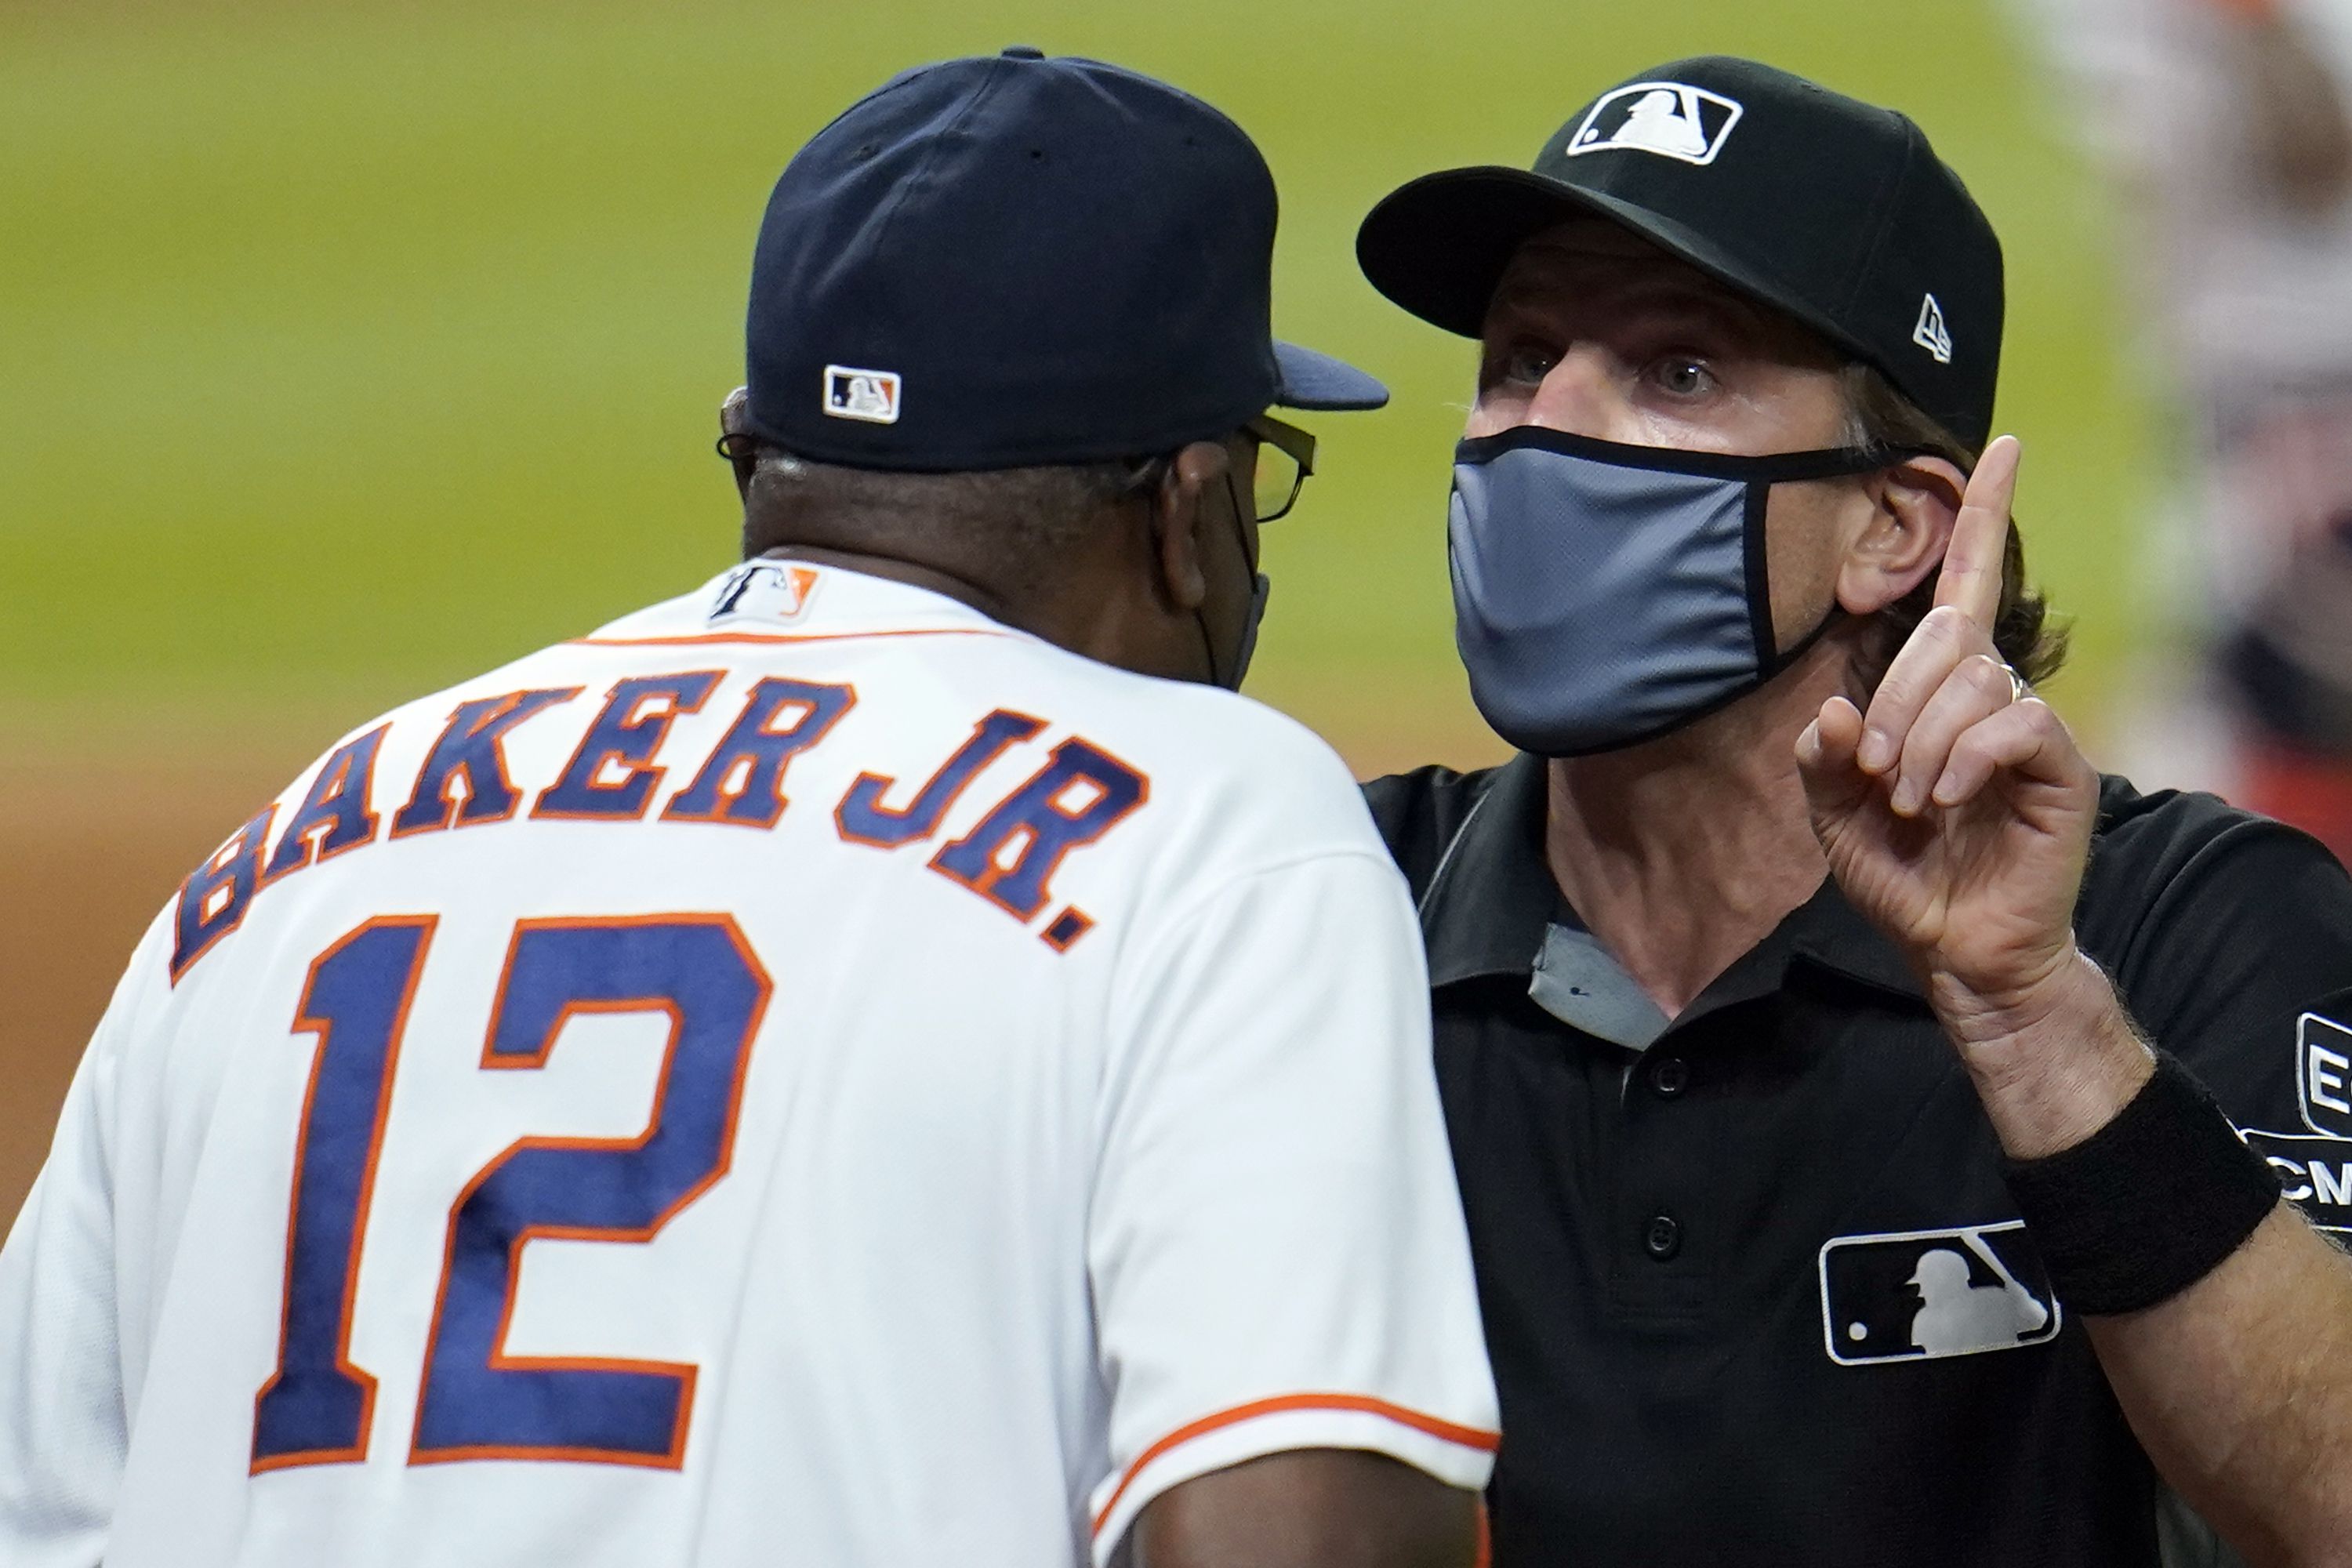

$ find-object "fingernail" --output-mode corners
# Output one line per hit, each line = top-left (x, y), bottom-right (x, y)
(1931, 772), (1961, 807)
(1891, 779), (1921, 815)
(1858, 731), (1893, 771)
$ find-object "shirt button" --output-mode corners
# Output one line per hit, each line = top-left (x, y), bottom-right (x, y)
(1643, 1212), (1682, 1261)
(1650, 1054), (1690, 1098)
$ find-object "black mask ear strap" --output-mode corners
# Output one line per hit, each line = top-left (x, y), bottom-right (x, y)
(1740, 474), (1857, 674)
(1765, 600), (1847, 675)
(1190, 606), (1225, 688)
(1733, 418), (1943, 669)
(1189, 469), (1258, 690)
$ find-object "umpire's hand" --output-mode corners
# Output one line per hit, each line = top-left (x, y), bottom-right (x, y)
(1799, 438), (2352, 1568)
(1795, 436), (2105, 1048)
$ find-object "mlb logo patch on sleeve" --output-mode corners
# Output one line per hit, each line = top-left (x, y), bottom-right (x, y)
(1818, 1221), (2060, 1367)
(1566, 82), (1744, 167)
(2299, 1011), (2352, 1138)
(823, 365), (902, 424)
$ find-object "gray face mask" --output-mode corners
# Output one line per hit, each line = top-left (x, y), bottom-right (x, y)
(1450, 426), (1907, 756)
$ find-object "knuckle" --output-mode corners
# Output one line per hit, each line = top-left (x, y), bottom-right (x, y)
(1963, 653), (2007, 688)
(1922, 605), (1971, 643)
(1864, 684), (1916, 726)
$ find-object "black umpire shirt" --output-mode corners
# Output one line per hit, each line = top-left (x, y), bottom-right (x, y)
(1364, 751), (2352, 1567)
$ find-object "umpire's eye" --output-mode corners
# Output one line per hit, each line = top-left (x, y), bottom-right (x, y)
(1649, 356), (1717, 398)
(1497, 341), (1559, 387)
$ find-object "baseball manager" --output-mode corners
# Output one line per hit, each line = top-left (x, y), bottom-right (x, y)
(1355, 56), (2352, 1565)
(0, 51), (1497, 1568)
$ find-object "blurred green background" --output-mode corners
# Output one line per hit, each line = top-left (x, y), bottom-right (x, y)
(0, 0), (2152, 769)
(0, 0), (2163, 1220)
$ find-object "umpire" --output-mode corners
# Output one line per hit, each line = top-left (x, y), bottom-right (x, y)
(1353, 56), (2352, 1565)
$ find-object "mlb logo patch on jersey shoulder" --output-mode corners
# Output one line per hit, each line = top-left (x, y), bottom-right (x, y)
(708, 561), (822, 626)
(1818, 1221), (2060, 1367)
(1566, 82), (1744, 167)
(823, 364), (902, 424)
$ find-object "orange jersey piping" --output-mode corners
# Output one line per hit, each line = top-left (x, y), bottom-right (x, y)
(1092, 1392), (1499, 1535)
(568, 627), (1015, 649)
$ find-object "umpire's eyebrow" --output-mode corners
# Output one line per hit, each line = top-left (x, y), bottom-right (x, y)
(1487, 248), (1774, 337)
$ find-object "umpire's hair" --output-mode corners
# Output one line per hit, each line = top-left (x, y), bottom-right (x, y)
(1838, 365), (2069, 694)
(725, 438), (1163, 597)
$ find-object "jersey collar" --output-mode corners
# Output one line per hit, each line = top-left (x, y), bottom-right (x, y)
(1417, 751), (1563, 989)
(580, 560), (1031, 647)
(1416, 751), (1926, 1011)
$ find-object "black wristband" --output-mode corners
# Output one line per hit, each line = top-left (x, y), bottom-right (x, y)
(2001, 1052), (2281, 1316)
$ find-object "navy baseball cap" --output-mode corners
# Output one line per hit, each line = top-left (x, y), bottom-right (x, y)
(1357, 56), (2004, 451)
(745, 48), (1387, 472)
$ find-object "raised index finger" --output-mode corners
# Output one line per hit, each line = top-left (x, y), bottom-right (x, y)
(1933, 434), (2020, 632)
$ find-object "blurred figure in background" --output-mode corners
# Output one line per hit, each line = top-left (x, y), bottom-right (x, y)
(2012, 0), (2352, 862)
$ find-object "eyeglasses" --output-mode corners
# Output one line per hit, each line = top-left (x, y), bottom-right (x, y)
(1244, 413), (1316, 523)
(717, 416), (1319, 523)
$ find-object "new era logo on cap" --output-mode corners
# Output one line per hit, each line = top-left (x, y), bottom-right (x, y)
(1913, 294), (1954, 365)
(823, 365), (903, 424)
(1566, 82), (1744, 167)
(1818, 1221), (2060, 1366)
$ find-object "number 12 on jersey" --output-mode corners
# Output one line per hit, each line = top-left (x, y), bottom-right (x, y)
(251, 913), (771, 1473)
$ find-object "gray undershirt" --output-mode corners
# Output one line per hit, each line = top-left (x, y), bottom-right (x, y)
(1527, 921), (1671, 1052)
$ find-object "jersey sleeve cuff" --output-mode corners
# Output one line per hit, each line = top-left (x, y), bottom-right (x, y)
(1087, 1393), (1499, 1565)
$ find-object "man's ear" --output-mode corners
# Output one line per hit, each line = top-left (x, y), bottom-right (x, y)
(1837, 455), (1966, 615)
(719, 386), (757, 502)
(1149, 441), (1231, 615)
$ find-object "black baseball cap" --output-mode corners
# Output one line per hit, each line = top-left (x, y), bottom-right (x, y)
(1357, 56), (2004, 451)
(744, 47), (1387, 472)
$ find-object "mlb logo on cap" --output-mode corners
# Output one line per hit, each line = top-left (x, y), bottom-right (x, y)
(1566, 81), (1744, 167)
(1818, 1221), (2060, 1366)
(823, 364), (903, 425)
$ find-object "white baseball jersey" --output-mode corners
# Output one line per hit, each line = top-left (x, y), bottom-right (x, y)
(0, 561), (1497, 1568)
